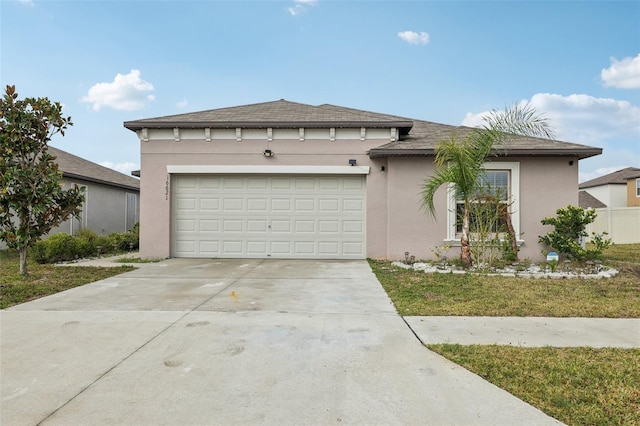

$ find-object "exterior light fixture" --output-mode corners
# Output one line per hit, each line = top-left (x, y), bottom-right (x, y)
(348, 159), (357, 166)
(263, 149), (274, 157)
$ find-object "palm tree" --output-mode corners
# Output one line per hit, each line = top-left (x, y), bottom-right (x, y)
(421, 103), (553, 268)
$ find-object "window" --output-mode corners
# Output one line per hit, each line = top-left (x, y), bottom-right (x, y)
(446, 162), (520, 243)
(636, 179), (640, 197)
(455, 170), (510, 233)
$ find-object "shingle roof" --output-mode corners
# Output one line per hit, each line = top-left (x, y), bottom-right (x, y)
(124, 100), (602, 160)
(579, 167), (640, 189)
(48, 146), (140, 192)
(369, 119), (602, 159)
(578, 191), (607, 209)
(124, 100), (414, 130)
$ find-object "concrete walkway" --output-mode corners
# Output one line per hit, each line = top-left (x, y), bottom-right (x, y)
(1, 259), (563, 425)
(405, 316), (640, 348)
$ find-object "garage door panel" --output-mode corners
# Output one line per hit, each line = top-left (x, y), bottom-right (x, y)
(172, 175), (365, 259)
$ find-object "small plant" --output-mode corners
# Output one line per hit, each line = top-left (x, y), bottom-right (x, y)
(538, 205), (611, 262)
(547, 259), (558, 272)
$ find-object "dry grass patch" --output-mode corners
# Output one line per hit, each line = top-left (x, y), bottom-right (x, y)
(0, 251), (134, 309)
(428, 344), (640, 426)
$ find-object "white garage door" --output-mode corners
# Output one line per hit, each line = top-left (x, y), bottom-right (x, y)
(172, 175), (366, 259)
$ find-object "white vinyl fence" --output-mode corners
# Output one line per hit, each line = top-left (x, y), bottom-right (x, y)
(586, 207), (640, 244)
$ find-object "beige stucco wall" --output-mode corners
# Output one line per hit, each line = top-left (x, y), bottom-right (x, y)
(138, 134), (389, 259)
(627, 179), (640, 207)
(137, 130), (581, 263)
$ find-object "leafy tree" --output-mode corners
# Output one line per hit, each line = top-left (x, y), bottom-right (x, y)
(538, 205), (611, 261)
(0, 85), (84, 276)
(421, 104), (553, 268)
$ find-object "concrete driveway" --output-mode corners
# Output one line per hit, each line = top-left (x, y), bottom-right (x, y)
(1, 259), (560, 425)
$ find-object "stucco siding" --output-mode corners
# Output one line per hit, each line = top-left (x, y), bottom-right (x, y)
(627, 179), (640, 207)
(139, 136), (386, 259)
(56, 178), (140, 236)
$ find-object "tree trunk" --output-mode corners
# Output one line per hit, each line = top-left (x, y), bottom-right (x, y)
(461, 205), (472, 268)
(20, 246), (28, 276)
(498, 203), (519, 261)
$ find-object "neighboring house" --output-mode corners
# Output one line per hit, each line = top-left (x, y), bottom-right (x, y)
(124, 100), (601, 261)
(580, 167), (640, 244)
(579, 167), (640, 208)
(578, 191), (607, 209)
(625, 171), (640, 207)
(49, 146), (140, 236)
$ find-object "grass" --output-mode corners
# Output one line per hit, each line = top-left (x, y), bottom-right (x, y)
(0, 250), (134, 309)
(371, 244), (640, 425)
(369, 242), (640, 317)
(428, 345), (640, 426)
(370, 259), (640, 317)
(114, 256), (159, 263)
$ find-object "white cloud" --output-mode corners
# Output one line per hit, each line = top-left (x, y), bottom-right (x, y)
(601, 54), (640, 89)
(100, 161), (139, 176)
(398, 31), (430, 45)
(288, 0), (317, 16)
(462, 93), (640, 144)
(81, 70), (155, 111)
(177, 98), (188, 108)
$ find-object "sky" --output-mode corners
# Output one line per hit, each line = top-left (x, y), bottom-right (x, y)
(2, 0), (639, 182)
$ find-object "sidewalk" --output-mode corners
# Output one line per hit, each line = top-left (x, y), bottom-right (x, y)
(405, 316), (640, 348)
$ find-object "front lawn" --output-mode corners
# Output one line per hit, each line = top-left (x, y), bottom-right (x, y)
(368, 245), (640, 317)
(370, 244), (640, 426)
(428, 345), (640, 426)
(0, 250), (134, 309)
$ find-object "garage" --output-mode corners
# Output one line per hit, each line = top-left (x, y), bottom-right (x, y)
(171, 173), (366, 259)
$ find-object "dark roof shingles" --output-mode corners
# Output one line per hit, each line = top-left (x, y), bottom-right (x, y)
(579, 167), (640, 189)
(48, 146), (140, 192)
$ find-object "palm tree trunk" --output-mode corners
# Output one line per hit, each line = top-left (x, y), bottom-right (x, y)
(498, 203), (519, 261)
(20, 246), (28, 276)
(461, 204), (472, 267)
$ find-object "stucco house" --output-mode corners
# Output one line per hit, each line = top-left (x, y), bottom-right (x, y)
(49, 146), (140, 236)
(579, 167), (640, 208)
(124, 100), (601, 262)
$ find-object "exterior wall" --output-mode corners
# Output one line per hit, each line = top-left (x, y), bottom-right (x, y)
(137, 127), (582, 263)
(584, 184), (627, 208)
(381, 156), (580, 262)
(519, 157), (579, 261)
(627, 179), (640, 207)
(55, 178), (139, 236)
(138, 129), (392, 259)
(587, 207), (640, 244)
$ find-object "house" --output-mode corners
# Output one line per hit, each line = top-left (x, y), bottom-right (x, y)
(124, 100), (601, 261)
(578, 191), (607, 209)
(48, 146), (140, 235)
(580, 167), (640, 244)
(579, 167), (640, 208)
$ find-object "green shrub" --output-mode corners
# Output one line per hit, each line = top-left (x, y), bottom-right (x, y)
(31, 233), (82, 264)
(30, 225), (140, 264)
(538, 205), (611, 261)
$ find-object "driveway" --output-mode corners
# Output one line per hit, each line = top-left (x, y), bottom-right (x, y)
(1, 259), (560, 425)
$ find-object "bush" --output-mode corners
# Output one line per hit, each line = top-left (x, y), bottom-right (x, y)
(30, 224), (140, 264)
(32, 233), (83, 264)
(538, 205), (611, 261)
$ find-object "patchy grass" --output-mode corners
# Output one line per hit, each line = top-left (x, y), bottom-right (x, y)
(114, 256), (159, 264)
(428, 344), (640, 426)
(0, 250), (134, 309)
(369, 259), (640, 317)
(599, 243), (640, 266)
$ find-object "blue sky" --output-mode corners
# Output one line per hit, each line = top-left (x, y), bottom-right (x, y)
(2, 0), (639, 182)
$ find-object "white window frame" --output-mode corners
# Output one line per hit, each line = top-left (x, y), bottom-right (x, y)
(636, 178), (640, 197)
(445, 162), (521, 245)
